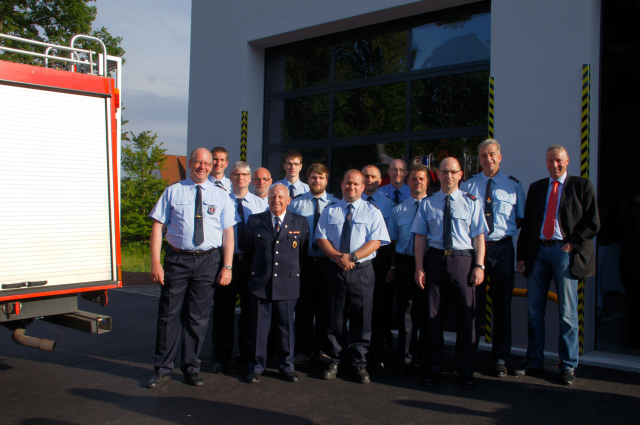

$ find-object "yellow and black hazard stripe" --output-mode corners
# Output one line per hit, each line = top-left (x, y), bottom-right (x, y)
(485, 77), (495, 343)
(488, 77), (495, 138)
(240, 110), (248, 162)
(485, 280), (492, 343)
(577, 65), (590, 355)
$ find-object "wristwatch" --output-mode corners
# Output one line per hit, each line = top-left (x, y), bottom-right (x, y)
(223, 265), (233, 271)
(351, 253), (358, 262)
(473, 264), (485, 270)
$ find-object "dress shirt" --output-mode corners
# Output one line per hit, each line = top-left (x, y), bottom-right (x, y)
(361, 191), (396, 227)
(208, 175), (232, 192)
(539, 172), (567, 240)
(273, 178), (309, 198)
(230, 191), (268, 254)
(378, 183), (411, 203)
(388, 195), (427, 256)
(288, 191), (339, 257)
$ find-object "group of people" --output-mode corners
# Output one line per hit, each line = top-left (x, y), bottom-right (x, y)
(145, 138), (599, 390)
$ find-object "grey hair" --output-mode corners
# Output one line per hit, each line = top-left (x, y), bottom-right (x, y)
(478, 138), (501, 153)
(189, 147), (213, 162)
(269, 183), (290, 198)
(547, 145), (568, 155)
(230, 161), (251, 175)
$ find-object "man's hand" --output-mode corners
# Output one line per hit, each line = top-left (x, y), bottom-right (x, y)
(561, 243), (574, 253)
(337, 253), (353, 270)
(516, 260), (525, 275)
(150, 261), (164, 285)
(217, 268), (232, 286)
(386, 268), (395, 283)
(470, 267), (484, 287)
(415, 268), (425, 290)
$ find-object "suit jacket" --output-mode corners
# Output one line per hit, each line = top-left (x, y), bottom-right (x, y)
(244, 210), (309, 300)
(517, 175), (600, 277)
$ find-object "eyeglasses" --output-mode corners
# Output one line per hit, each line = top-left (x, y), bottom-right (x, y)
(438, 170), (461, 175)
(252, 177), (271, 182)
(192, 160), (212, 166)
(232, 173), (251, 178)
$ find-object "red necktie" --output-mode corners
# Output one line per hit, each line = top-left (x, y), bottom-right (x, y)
(542, 181), (559, 240)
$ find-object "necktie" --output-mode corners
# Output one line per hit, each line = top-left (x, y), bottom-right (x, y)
(485, 178), (494, 235)
(542, 181), (560, 240)
(443, 194), (453, 250)
(194, 185), (204, 246)
(236, 198), (245, 252)
(214, 180), (226, 191)
(312, 197), (321, 251)
(393, 189), (401, 205)
(340, 204), (354, 253)
(367, 196), (373, 203)
(275, 216), (282, 235)
(410, 200), (420, 254)
(289, 185), (295, 199)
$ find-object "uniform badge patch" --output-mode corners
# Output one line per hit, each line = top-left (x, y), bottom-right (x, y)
(292, 240), (298, 249)
(207, 206), (216, 215)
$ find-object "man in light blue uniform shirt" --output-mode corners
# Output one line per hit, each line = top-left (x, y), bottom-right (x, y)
(211, 161), (268, 373)
(387, 164), (429, 372)
(288, 163), (339, 364)
(147, 147), (236, 389)
(361, 164), (396, 367)
(273, 150), (309, 198)
(378, 158), (410, 204)
(412, 157), (487, 390)
(208, 146), (232, 191)
(460, 139), (526, 377)
(316, 169), (390, 384)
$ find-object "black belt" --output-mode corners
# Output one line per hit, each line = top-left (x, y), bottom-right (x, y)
(170, 246), (218, 257)
(305, 256), (325, 262)
(428, 247), (473, 257)
(539, 239), (566, 246)
(234, 253), (246, 260)
(486, 236), (512, 246)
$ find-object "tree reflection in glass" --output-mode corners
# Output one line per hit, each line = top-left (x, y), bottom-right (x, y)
(285, 46), (331, 90)
(269, 94), (330, 144)
(335, 31), (408, 81)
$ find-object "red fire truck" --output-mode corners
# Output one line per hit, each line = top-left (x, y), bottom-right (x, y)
(0, 33), (122, 351)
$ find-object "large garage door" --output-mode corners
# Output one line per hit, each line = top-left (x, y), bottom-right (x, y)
(0, 83), (113, 289)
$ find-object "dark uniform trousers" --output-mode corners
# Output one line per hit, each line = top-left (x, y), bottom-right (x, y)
(396, 253), (425, 365)
(212, 254), (251, 364)
(422, 250), (477, 374)
(154, 248), (220, 376)
(371, 245), (394, 357)
(295, 256), (329, 356)
(475, 241), (515, 362)
(249, 294), (297, 374)
(326, 261), (375, 367)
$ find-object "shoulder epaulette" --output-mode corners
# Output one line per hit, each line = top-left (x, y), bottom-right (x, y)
(214, 181), (228, 191)
(293, 193), (304, 199)
(367, 201), (380, 210)
(465, 192), (477, 201)
(508, 175), (520, 183)
(384, 195), (394, 202)
(169, 181), (180, 187)
(327, 202), (337, 206)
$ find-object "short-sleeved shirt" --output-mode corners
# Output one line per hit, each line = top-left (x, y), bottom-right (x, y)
(460, 172), (526, 241)
(378, 183), (410, 204)
(315, 198), (390, 262)
(208, 175), (232, 192)
(361, 191), (396, 228)
(149, 178), (237, 251)
(273, 178), (309, 198)
(288, 191), (339, 257)
(411, 189), (488, 251)
(388, 195), (427, 256)
(230, 191), (268, 254)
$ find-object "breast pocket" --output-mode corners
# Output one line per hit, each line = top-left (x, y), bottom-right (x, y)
(255, 233), (266, 250)
(451, 209), (471, 224)
(172, 197), (192, 219)
(398, 215), (414, 233)
(203, 201), (222, 222)
(427, 210), (443, 235)
(287, 233), (301, 251)
(495, 192), (516, 217)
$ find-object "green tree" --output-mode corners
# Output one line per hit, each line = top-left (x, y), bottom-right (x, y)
(0, 0), (125, 68)
(121, 131), (167, 245)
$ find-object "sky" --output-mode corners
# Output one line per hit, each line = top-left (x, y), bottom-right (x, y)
(93, 0), (191, 156)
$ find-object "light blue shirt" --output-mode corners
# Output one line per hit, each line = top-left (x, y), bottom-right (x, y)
(361, 191), (396, 228)
(273, 178), (309, 197)
(459, 172), (526, 241)
(150, 178), (237, 251)
(288, 191), (339, 257)
(315, 198), (390, 262)
(388, 195), (427, 256)
(539, 172), (567, 240)
(208, 175), (232, 192)
(378, 183), (410, 204)
(230, 191), (268, 254)
(411, 189), (488, 251)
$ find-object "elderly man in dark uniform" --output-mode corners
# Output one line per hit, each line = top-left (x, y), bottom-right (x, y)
(413, 157), (488, 390)
(147, 147), (236, 389)
(244, 183), (309, 383)
(516, 145), (600, 385)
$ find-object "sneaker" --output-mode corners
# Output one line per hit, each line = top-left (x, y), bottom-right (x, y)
(350, 366), (371, 384)
(323, 363), (338, 380)
(560, 368), (575, 386)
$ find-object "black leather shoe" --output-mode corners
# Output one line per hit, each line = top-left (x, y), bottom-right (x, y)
(420, 371), (439, 387)
(184, 372), (204, 386)
(459, 373), (476, 389)
(560, 368), (575, 386)
(323, 363), (338, 380)
(246, 372), (261, 383)
(212, 362), (225, 374)
(293, 352), (309, 365)
(514, 365), (544, 378)
(350, 366), (371, 384)
(494, 363), (508, 377)
(147, 373), (171, 389)
(281, 371), (299, 382)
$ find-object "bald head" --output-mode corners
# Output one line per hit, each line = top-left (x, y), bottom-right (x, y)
(437, 157), (463, 194)
(388, 158), (408, 188)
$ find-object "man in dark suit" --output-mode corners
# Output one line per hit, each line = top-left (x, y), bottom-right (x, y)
(516, 145), (600, 385)
(243, 183), (309, 383)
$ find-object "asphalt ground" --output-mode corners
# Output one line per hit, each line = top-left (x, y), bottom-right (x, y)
(1, 287), (639, 425)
